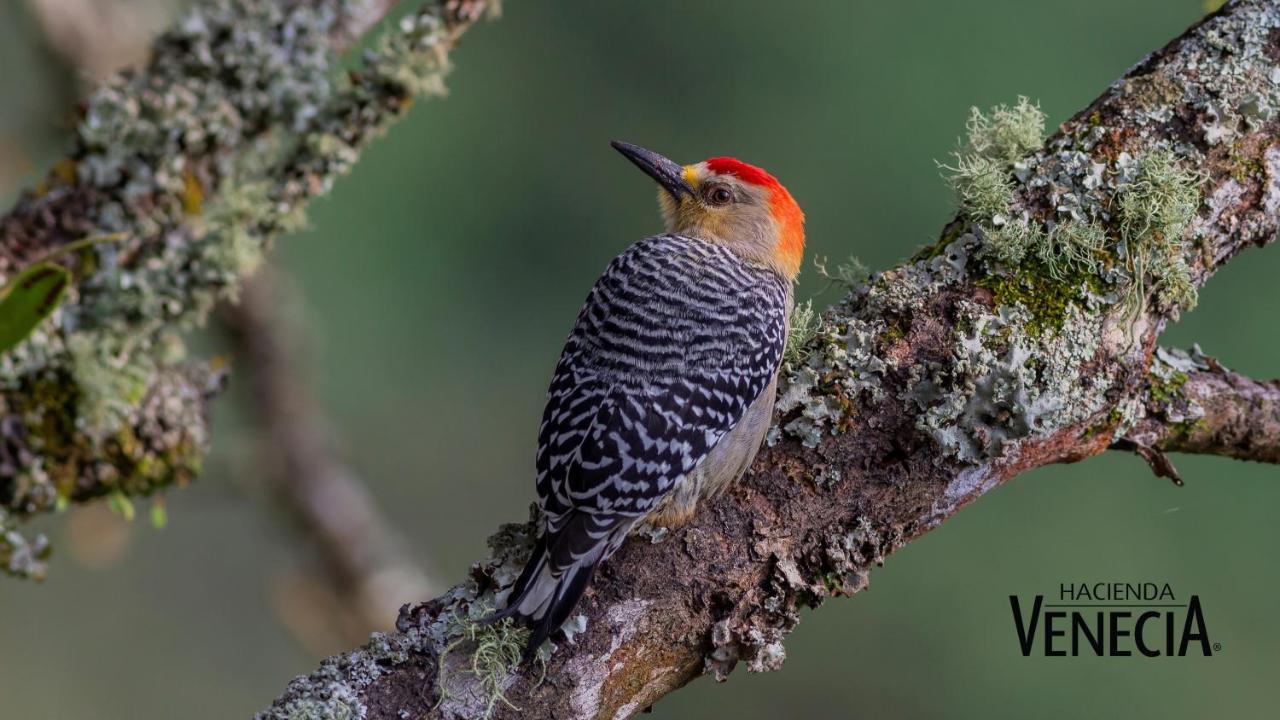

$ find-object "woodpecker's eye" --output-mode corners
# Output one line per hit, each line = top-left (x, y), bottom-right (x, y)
(706, 185), (733, 206)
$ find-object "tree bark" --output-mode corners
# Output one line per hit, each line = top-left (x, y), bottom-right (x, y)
(1123, 345), (1280, 466)
(254, 1), (1280, 718)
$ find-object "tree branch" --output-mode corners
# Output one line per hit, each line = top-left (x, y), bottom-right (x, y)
(0, 0), (495, 578)
(1122, 345), (1280, 464)
(18, 0), (438, 639)
(257, 1), (1280, 718)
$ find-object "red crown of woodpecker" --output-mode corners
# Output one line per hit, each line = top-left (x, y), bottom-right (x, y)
(705, 157), (805, 277)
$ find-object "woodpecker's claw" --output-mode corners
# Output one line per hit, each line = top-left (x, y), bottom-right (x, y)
(611, 140), (694, 199)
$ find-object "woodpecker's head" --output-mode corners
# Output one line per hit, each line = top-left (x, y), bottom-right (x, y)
(611, 141), (805, 280)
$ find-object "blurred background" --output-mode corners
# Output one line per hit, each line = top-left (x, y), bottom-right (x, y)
(1, 0), (1276, 718)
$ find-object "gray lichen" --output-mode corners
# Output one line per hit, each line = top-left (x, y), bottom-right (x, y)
(0, 0), (479, 578)
(0, 510), (51, 580)
(708, 516), (887, 679)
(1142, 345), (1210, 431)
(261, 630), (414, 720)
(772, 59), (1229, 464)
(810, 466), (842, 488)
(257, 511), (547, 720)
(771, 304), (889, 448)
(908, 298), (1106, 463)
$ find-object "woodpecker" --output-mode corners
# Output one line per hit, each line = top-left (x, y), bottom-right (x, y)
(495, 141), (805, 660)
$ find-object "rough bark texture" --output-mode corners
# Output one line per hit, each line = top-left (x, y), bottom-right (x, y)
(1126, 346), (1280, 464)
(0, 0), (494, 579)
(255, 2), (1280, 718)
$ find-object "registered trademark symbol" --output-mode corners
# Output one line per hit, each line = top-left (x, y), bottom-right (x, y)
(1213, 643), (1223, 652)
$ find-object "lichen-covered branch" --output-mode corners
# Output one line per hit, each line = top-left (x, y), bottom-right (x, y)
(0, 0), (495, 579)
(1124, 345), (1280, 464)
(258, 2), (1280, 718)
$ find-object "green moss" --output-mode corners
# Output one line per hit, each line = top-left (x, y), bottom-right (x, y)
(935, 95), (1203, 328)
(972, 149), (1201, 326)
(977, 267), (1083, 336)
(1084, 406), (1126, 438)
(881, 321), (906, 345)
(976, 216), (1112, 338)
(1227, 143), (1265, 183)
(5, 365), (204, 522)
(1, 364), (199, 581)
(1168, 416), (1208, 440)
(1148, 369), (1189, 404)
(979, 237), (1112, 337)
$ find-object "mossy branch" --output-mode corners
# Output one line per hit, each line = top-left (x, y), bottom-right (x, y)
(1123, 346), (1280, 465)
(258, 2), (1280, 718)
(0, 0), (496, 579)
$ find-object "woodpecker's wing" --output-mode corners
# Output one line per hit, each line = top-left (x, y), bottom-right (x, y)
(501, 234), (788, 657)
(537, 233), (790, 519)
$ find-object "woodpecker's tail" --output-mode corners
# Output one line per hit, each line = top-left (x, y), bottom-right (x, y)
(492, 511), (631, 662)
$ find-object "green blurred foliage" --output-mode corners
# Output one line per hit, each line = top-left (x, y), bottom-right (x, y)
(2, 1), (1277, 718)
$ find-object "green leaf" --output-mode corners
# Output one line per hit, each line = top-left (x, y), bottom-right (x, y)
(0, 263), (70, 354)
(0, 232), (125, 357)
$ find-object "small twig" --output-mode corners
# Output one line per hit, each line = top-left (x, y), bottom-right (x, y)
(1111, 439), (1184, 486)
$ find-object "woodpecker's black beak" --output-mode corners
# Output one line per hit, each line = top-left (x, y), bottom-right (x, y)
(611, 141), (694, 199)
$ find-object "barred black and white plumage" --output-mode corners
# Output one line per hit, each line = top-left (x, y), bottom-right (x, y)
(496, 143), (805, 661)
(497, 234), (789, 656)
